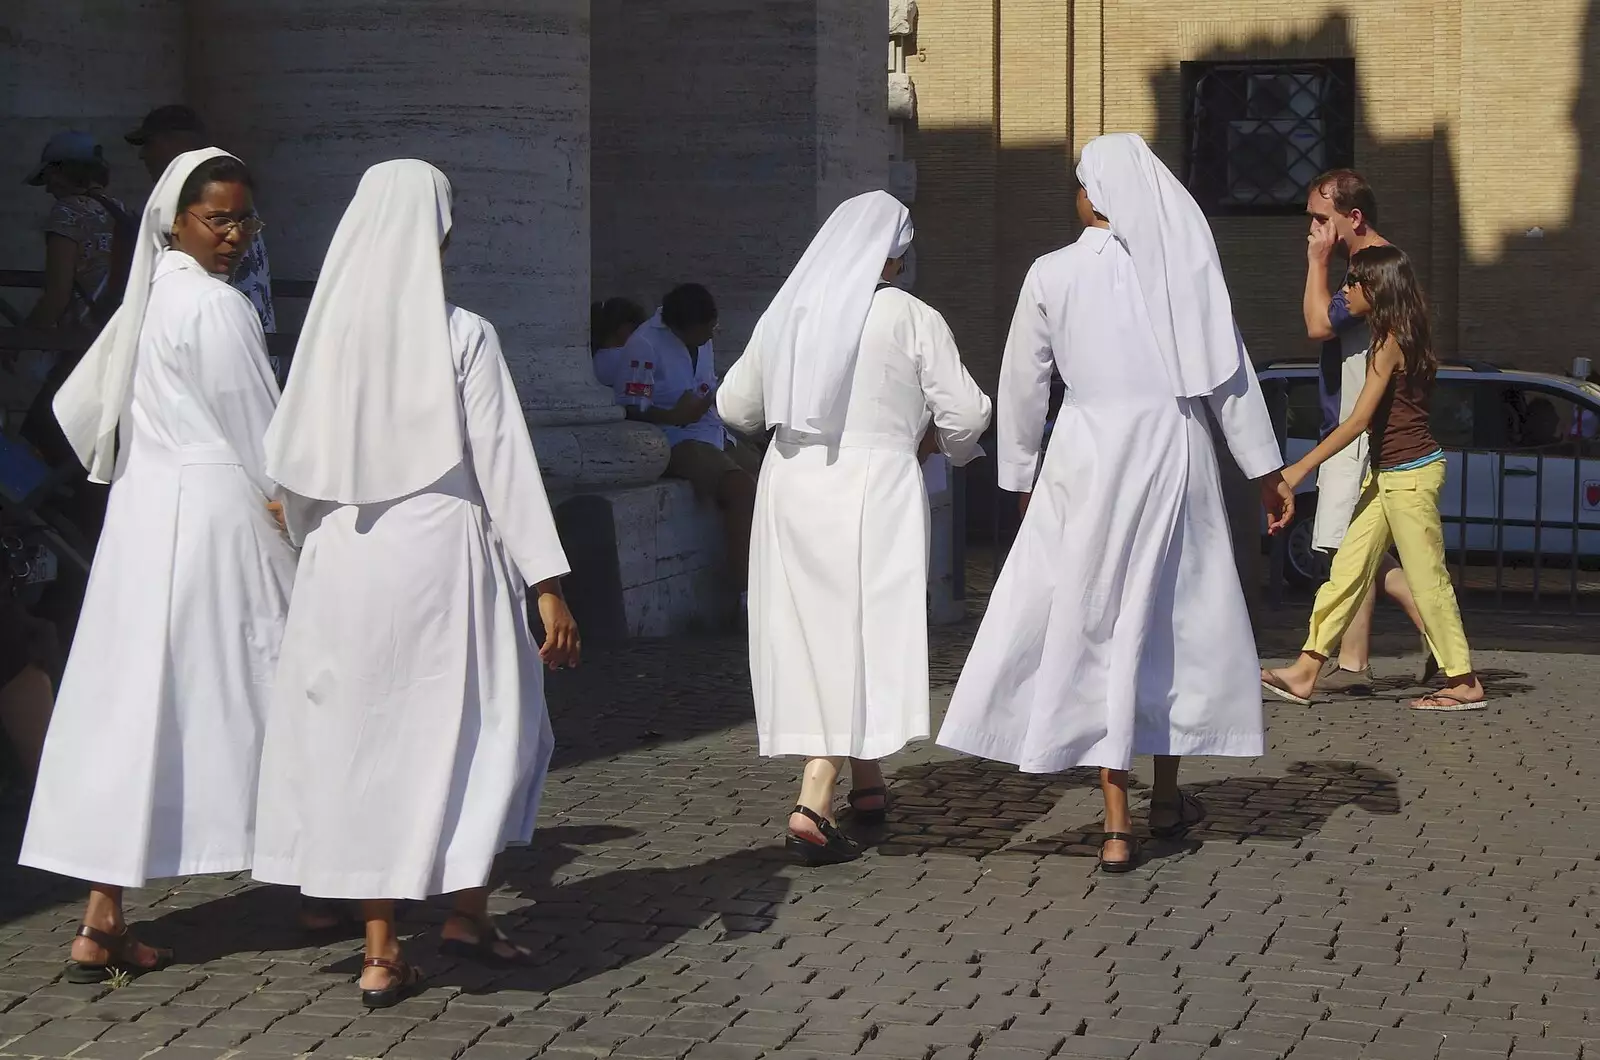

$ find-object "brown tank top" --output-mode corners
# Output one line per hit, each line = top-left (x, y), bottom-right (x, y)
(1370, 367), (1438, 469)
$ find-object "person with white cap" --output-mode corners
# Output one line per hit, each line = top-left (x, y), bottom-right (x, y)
(252, 160), (579, 1008)
(937, 133), (1294, 873)
(21, 130), (128, 331)
(716, 190), (992, 865)
(19, 148), (295, 980)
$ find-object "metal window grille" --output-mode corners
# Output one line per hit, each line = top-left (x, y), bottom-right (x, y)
(1182, 59), (1356, 216)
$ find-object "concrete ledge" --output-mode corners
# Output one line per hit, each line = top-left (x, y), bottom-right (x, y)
(553, 479), (732, 642)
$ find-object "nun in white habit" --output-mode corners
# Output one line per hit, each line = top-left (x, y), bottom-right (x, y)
(20, 149), (295, 980)
(252, 160), (578, 1008)
(936, 134), (1294, 872)
(716, 190), (991, 865)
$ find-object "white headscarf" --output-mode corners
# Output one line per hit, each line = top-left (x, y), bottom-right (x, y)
(1077, 133), (1239, 399)
(264, 159), (462, 505)
(745, 190), (914, 438)
(53, 147), (234, 483)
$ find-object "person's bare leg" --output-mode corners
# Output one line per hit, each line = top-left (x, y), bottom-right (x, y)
(358, 900), (402, 991)
(790, 756), (843, 841)
(444, 885), (530, 962)
(1147, 755), (1182, 831)
(1101, 768), (1134, 864)
(849, 758), (886, 812)
(1336, 581), (1380, 672)
(69, 885), (164, 969)
(0, 665), (53, 781)
(718, 469), (756, 591)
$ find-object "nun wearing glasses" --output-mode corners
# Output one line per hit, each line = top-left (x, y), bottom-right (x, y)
(21, 149), (295, 982)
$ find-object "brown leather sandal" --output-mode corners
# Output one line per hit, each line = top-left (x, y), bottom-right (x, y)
(66, 924), (173, 984)
(360, 955), (424, 1009)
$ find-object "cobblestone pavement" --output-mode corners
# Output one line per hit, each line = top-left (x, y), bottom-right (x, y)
(3, 605), (1600, 1060)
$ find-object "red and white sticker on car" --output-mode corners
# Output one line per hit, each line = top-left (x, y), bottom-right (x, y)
(1585, 480), (1600, 509)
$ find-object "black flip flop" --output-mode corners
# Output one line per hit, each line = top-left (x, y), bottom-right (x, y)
(1149, 791), (1207, 840)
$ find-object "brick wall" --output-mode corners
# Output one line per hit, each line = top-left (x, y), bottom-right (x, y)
(913, 0), (1599, 381)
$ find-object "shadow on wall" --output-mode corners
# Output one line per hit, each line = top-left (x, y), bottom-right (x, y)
(957, 1), (1598, 544)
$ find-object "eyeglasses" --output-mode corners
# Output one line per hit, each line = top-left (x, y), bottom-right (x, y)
(187, 210), (264, 240)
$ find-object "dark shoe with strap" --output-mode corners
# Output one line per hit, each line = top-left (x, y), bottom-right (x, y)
(66, 924), (173, 984)
(439, 916), (535, 968)
(847, 786), (890, 827)
(786, 805), (862, 866)
(1149, 790), (1208, 840)
(1096, 832), (1143, 874)
(360, 955), (424, 1010)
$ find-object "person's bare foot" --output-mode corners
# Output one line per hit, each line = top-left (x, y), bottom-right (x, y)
(1411, 676), (1486, 711)
(788, 809), (830, 844)
(1261, 666), (1316, 704)
(1100, 836), (1134, 865)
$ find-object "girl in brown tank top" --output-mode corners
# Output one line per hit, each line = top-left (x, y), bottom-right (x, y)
(1261, 245), (1485, 712)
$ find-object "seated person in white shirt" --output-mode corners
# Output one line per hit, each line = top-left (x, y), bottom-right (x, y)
(610, 284), (760, 603)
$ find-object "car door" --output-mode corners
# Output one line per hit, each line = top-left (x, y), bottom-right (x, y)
(1491, 383), (1600, 558)
(1428, 376), (1488, 553)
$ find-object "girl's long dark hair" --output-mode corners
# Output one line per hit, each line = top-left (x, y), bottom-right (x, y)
(1347, 244), (1435, 384)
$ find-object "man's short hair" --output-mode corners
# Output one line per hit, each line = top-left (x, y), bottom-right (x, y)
(1312, 169), (1378, 225)
(660, 283), (718, 331)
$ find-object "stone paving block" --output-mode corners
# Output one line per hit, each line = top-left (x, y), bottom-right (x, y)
(1052, 1035), (1144, 1058)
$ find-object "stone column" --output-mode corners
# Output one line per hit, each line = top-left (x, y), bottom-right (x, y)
(184, 0), (666, 493)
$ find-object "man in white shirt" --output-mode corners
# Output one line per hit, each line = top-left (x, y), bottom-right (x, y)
(612, 284), (759, 603)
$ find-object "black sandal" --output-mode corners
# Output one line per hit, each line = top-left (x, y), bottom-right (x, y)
(1097, 832), (1143, 874)
(847, 786), (890, 827)
(65, 924), (173, 984)
(299, 897), (363, 942)
(360, 955), (424, 1010)
(786, 805), (862, 866)
(1149, 791), (1207, 840)
(439, 916), (535, 968)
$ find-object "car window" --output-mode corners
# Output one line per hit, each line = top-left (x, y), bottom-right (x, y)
(1284, 377), (1321, 441)
(1481, 384), (1600, 457)
(1430, 381), (1475, 449)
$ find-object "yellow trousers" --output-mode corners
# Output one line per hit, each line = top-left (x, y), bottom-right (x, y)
(1305, 459), (1473, 677)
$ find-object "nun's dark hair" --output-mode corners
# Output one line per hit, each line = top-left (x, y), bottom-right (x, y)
(176, 156), (254, 212)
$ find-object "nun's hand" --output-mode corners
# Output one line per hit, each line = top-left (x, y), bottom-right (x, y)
(266, 500), (287, 532)
(535, 582), (581, 670)
(918, 426), (940, 460)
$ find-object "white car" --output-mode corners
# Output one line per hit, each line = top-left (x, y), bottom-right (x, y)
(1257, 361), (1600, 585)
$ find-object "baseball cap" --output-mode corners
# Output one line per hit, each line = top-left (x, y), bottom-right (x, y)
(125, 104), (207, 146)
(24, 130), (104, 186)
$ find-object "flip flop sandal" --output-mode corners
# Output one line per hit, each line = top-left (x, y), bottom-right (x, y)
(1149, 791), (1207, 840)
(1261, 670), (1314, 706)
(1097, 832), (1143, 874)
(65, 924), (173, 984)
(1410, 691), (1487, 712)
(360, 955), (424, 1010)
(847, 786), (890, 827)
(439, 917), (536, 968)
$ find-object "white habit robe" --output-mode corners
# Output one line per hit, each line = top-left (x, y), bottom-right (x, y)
(252, 307), (569, 900)
(937, 228), (1282, 773)
(21, 249), (295, 886)
(718, 285), (992, 760)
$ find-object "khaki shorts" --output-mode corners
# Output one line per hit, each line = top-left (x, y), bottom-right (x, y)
(666, 438), (761, 499)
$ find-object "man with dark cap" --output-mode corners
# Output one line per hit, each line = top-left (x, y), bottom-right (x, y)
(125, 105), (276, 336)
